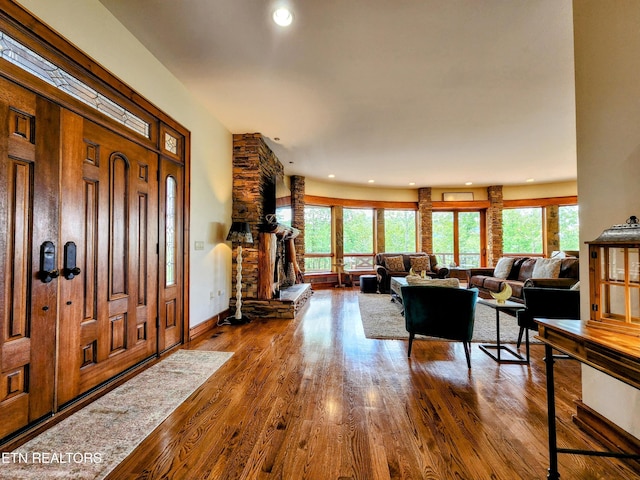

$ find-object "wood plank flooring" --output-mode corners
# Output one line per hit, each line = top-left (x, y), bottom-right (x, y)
(108, 288), (640, 479)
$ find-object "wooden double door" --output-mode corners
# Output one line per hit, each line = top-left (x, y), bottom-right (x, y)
(0, 78), (183, 440)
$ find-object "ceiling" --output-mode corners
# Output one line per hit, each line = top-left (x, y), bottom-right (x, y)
(99, 0), (577, 189)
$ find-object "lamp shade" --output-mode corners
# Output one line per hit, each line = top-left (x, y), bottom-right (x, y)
(226, 221), (253, 244)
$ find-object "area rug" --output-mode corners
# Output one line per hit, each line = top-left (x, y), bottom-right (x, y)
(0, 349), (233, 480)
(358, 292), (533, 343)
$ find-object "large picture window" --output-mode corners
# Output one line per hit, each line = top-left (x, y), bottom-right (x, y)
(384, 210), (416, 252)
(503, 207), (543, 255)
(304, 206), (332, 272)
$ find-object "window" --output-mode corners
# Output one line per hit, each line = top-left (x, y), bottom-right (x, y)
(503, 207), (543, 255)
(276, 206), (292, 226)
(165, 176), (177, 286)
(343, 208), (374, 268)
(304, 206), (332, 272)
(384, 210), (416, 252)
(559, 205), (579, 251)
(432, 211), (482, 267)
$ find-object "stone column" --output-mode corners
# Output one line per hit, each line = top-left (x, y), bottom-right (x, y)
(334, 205), (344, 268)
(418, 188), (433, 253)
(290, 175), (306, 272)
(546, 205), (560, 256)
(486, 185), (503, 266)
(376, 209), (385, 253)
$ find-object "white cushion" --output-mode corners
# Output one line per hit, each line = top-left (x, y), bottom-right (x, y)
(405, 276), (460, 288)
(493, 257), (515, 279)
(532, 258), (562, 279)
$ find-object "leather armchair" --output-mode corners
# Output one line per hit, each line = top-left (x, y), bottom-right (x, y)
(516, 286), (581, 353)
(401, 285), (479, 368)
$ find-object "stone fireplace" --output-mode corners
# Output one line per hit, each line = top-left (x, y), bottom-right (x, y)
(230, 133), (311, 318)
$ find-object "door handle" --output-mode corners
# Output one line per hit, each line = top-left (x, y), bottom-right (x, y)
(63, 241), (81, 280)
(39, 241), (59, 283)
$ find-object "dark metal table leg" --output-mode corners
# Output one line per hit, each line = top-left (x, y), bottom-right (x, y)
(544, 343), (560, 480)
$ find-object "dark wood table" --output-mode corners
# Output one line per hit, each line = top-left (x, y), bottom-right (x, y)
(535, 318), (640, 479)
(477, 298), (527, 363)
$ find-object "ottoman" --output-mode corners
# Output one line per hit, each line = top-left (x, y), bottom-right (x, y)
(359, 274), (377, 293)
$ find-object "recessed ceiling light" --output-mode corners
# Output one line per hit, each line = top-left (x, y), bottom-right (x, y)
(273, 8), (293, 26)
(409, 182), (416, 186)
(328, 174), (335, 178)
(526, 178), (535, 183)
(368, 179), (375, 183)
(465, 182), (473, 186)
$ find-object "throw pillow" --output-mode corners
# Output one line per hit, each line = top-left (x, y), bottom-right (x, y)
(409, 255), (431, 273)
(531, 258), (562, 279)
(405, 276), (460, 288)
(384, 255), (405, 272)
(493, 257), (515, 279)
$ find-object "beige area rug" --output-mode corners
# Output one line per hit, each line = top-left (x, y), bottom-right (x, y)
(358, 292), (535, 343)
(0, 350), (233, 480)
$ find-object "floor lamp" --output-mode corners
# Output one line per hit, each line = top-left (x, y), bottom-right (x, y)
(225, 221), (254, 324)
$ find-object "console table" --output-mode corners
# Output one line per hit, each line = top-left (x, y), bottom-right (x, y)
(535, 318), (640, 479)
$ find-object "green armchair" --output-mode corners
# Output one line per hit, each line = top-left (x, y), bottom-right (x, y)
(401, 286), (479, 368)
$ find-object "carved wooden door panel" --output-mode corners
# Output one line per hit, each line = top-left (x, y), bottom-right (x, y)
(0, 79), (58, 438)
(158, 158), (184, 352)
(56, 112), (158, 406)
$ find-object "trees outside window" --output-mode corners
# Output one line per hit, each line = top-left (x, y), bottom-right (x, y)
(343, 208), (374, 268)
(503, 207), (543, 254)
(384, 210), (416, 252)
(559, 205), (579, 251)
(433, 211), (482, 267)
(304, 206), (332, 271)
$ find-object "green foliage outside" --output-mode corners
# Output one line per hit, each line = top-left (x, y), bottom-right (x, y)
(344, 208), (373, 253)
(384, 210), (416, 252)
(432, 212), (481, 267)
(304, 206), (331, 253)
(559, 205), (579, 251)
(503, 208), (543, 254)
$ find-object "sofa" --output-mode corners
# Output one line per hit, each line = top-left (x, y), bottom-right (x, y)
(374, 252), (449, 294)
(466, 256), (579, 304)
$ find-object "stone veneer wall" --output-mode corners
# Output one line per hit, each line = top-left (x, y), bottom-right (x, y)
(546, 204), (560, 254)
(486, 185), (503, 266)
(418, 188), (433, 253)
(290, 175), (306, 272)
(376, 209), (385, 252)
(232, 133), (284, 299)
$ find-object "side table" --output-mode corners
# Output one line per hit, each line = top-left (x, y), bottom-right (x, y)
(477, 298), (528, 364)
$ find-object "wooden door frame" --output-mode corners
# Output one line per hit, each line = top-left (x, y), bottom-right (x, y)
(0, 0), (191, 353)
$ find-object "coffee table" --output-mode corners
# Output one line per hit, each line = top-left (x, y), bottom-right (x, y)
(390, 276), (408, 305)
(477, 298), (528, 364)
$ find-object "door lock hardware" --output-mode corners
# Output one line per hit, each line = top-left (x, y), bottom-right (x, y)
(63, 241), (81, 280)
(38, 241), (59, 283)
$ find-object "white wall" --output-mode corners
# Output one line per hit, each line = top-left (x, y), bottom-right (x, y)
(15, 0), (234, 328)
(574, 0), (640, 438)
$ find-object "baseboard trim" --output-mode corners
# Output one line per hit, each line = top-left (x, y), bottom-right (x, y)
(573, 399), (640, 471)
(188, 310), (230, 342)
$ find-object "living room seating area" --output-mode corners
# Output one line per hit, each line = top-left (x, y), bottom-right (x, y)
(374, 252), (449, 294)
(467, 256), (580, 303)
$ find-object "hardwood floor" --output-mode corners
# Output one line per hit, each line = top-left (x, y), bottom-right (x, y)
(108, 288), (639, 479)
